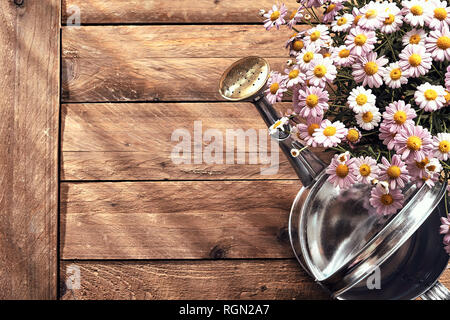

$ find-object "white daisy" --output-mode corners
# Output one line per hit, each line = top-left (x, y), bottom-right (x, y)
(330, 45), (355, 67)
(414, 82), (446, 111)
(331, 13), (354, 32)
(313, 119), (348, 148)
(383, 62), (408, 88)
(303, 24), (332, 47)
(402, 0), (431, 27)
(402, 28), (427, 47)
(425, 27), (450, 61)
(398, 44), (432, 78)
(356, 106), (381, 130)
(425, 1), (450, 30)
(305, 56), (337, 88)
(380, 2), (404, 33)
(353, 156), (381, 184)
(296, 44), (321, 72)
(358, 1), (388, 30)
(433, 132), (450, 160)
(347, 86), (377, 113)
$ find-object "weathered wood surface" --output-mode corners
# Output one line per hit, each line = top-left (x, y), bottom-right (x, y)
(61, 25), (298, 102)
(60, 180), (301, 259)
(60, 260), (328, 300)
(60, 102), (309, 180)
(0, 0), (60, 299)
(62, 0), (309, 24)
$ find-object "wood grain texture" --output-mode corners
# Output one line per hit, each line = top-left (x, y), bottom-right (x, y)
(60, 260), (328, 300)
(0, 1), (60, 299)
(60, 102), (311, 180)
(60, 180), (301, 259)
(62, 0), (310, 24)
(61, 25), (299, 102)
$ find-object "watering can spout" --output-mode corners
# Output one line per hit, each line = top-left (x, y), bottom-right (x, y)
(219, 56), (326, 187)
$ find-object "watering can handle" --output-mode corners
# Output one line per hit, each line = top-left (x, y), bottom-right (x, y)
(420, 281), (450, 300)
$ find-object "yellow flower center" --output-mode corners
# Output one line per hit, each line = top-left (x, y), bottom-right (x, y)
(439, 140), (450, 153)
(290, 11), (297, 20)
(387, 165), (401, 178)
(289, 69), (299, 79)
(393, 111), (407, 124)
(359, 164), (371, 176)
(436, 36), (450, 50)
(390, 68), (402, 80)
(362, 111), (373, 123)
(384, 14), (395, 24)
(323, 126), (337, 136)
(356, 93), (368, 106)
(434, 7), (447, 20)
(409, 34), (421, 44)
(406, 136), (422, 151)
(408, 54), (422, 67)
(416, 157), (429, 169)
(306, 94), (319, 107)
(347, 129), (360, 142)
(424, 89), (437, 100)
(337, 17), (347, 26)
(364, 62), (379, 75)
(339, 49), (350, 58)
(336, 164), (349, 178)
(323, 52), (331, 58)
(269, 83), (279, 94)
(313, 65), (327, 78)
(365, 9), (377, 18)
(292, 40), (304, 51)
(354, 34), (367, 46)
(354, 15), (362, 24)
(445, 90), (450, 103)
(380, 194), (394, 206)
(270, 11), (281, 21)
(307, 123), (320, 136)
(310, 30), (321, 41)
(410, 5), (423, 16)
(303, 52), (314, 63)
(326, 4), (336, 13)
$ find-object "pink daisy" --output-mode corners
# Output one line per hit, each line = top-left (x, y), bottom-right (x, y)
(433, 132), (450, 160)
(352, 52), (388, 88)
(323, 0), (344, 23)
(353, 156), (380, 184)
(296, 116), (323, 147)
(330, 45), (355, 67)
(313, 119), (348, 148)
(345, 27), (377, 56)
(303, 24), (331, 47)
(381, 100), (417, 133)
(287, 7), (304, 29)
(306, 56), (337, 88)
(425, 1), (450, 30)
(380, 3), (404, 34)
(394, 125), (434, 161)
(402, 0), (431, 27)
(399, 44), (432, 78)
(379, 122), (398, 150)
(440, 217), (450, 244)
(264, 72), (288, 104)
(263, 4), (288, 30)
(358, 1), (388, 30)
(345, 127), (362, 145)
(407, 157), (440, 188)
(326, 153), (358, 189)
(378, 155), (410, 189)
(297, 86), (329, 118)
(425, 27), (450, 62)
(284, 66), (306, 88)
(369, 184), (405, 216)
(296, 44), (321, 72)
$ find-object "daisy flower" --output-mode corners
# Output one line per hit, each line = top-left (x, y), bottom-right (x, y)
(399, 44), (432, 78)
(433, 132), (450, 160)
(378, 155), (410, 189)
(323, 0), (344, 23)
(313, 119), (348, 148)
(287, 36), (306, 57)
(402, 0), (431, 27)
(345, 27), (377, 56)
(380, 2), (403, 34)
(369, 183), (405, 216)
(414, 82), (446, 111)
(297, 86), (329, 118)
(407, 157), (441, 187)
(394, 125), (434, 161)
(303, 25), (331, 47)
(425, 27), (450, 62)
(264, 72), (288, 104)
(296, 116), (323, 147)
(287, 8), (304, 29)
(330, 45), (355, 67)
(284, 66), (306, 88)
(347, 86), (376, 113)
(352, 52), (388, 88)
(440, 217), (450, 244)
(358, 1), (388, 30)
(352, 6), (364, 26)
(356, 106), (381, 130)
(296, 44), (321, 71)
(402, 28), (427, 46)
(331, 13), (354, 33)
(346, 127), (362, 144)
(425, 1), (450, 30)
(382, 62), (408, 89)
(269, 117), (290, 136)
(306, 56), (337, 88)
(326, 153), (358, 189)
(353, 156), (380, 184)
(379, 122), (398, 150)
(263, 4), (288, 30)
(382, 100), (417, 133)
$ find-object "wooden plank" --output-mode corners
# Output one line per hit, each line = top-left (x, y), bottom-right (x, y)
(60, 260), (328, 300)
(62, 0), (308, 24)
(60, 180), (301, 259)
(61, 25), (297, 102)
(61, 102), (305, 180)
(0, 1), (60, 299)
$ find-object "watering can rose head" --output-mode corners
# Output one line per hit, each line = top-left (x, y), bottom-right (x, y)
(259, 0), (450, 250)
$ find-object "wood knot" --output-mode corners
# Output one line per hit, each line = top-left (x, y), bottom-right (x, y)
(209, 245), (226, 259)
(13, 0), (24, 6)
(277, 227), (290, 243)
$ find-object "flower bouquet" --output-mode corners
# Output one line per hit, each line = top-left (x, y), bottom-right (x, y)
(259, 0), (450, 252)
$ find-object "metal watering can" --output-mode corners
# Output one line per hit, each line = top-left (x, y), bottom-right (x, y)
(219, 57), (450, 300)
